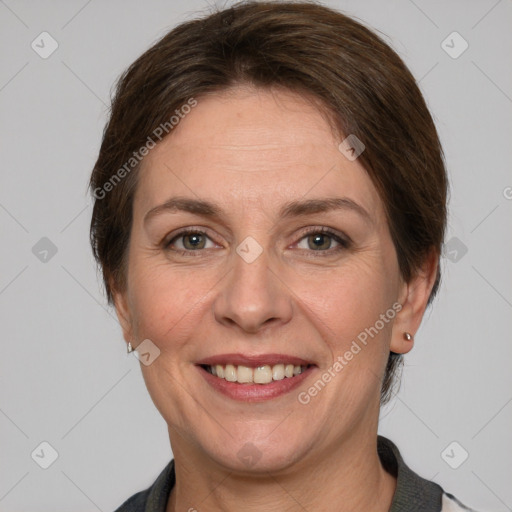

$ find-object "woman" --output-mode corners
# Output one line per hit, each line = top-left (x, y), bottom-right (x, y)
(89, 2), (477, 510)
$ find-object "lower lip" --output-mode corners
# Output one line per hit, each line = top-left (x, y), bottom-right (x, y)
(198, 365), (315, 402)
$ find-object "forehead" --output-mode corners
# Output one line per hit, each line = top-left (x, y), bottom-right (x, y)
(135, 86), (383, 221)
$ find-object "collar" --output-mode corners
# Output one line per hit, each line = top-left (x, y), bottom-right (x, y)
(377, 435), (443, 511)
(117, 436), (443, 511)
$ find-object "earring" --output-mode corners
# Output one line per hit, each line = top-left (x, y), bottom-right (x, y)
(403, 332), (413, 341)
(127, 342), (134, 353)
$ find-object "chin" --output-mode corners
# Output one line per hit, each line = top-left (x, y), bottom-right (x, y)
(200, 428), (314, 475)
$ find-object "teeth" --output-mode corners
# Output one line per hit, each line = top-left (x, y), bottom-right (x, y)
(205, 363), (308, 384)
(254, 365), (272, 384)
(272, 364), (285, 381)
(237, 365), (253, 383)
(215, 365), (224, 378)
(225, 364), (237, 382)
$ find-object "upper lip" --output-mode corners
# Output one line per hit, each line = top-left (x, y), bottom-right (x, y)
(196, 353), (314, 367)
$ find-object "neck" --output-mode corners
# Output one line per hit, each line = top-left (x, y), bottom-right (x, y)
(166, 427), (396, 512)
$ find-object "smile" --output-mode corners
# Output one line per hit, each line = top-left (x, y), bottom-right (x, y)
(203, 363), (309, 384)
(196, 354), (316, 402)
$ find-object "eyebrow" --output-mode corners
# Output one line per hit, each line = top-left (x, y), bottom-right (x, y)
(144, 196), (372, 224)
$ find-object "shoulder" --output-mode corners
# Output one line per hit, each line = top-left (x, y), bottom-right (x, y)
(441, 492), (479, 511)
(114, 488), (150, 512)
(113, 460), (175, 512)
(378, 436), (478, 512)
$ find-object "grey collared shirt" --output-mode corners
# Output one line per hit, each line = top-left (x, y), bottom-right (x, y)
(113, 436), (476, 511)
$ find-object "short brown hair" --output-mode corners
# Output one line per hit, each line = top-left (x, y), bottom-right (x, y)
(89, 1), (447, 403)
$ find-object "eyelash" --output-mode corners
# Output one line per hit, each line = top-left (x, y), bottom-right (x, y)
(163, 227), (351, 257)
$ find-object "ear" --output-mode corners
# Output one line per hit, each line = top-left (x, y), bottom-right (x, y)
(390, 249), (439, 354)
(110, 277), (134, 346)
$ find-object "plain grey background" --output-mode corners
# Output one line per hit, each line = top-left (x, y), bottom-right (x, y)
(0, 0), (511, 510)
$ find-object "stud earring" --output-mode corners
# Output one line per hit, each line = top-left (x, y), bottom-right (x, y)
(127, 342), (134, 353)
(403, 332), (413, 341)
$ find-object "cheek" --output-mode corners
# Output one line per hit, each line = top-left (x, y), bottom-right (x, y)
(126, 224), (400, 359)
(290, 257), (398, 367)
(127, 260), (220, 347)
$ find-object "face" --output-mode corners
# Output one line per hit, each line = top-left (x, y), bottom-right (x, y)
(114, 86), (418, 474)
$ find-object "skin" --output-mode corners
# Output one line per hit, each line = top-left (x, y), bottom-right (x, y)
(113, 85), (438, 511)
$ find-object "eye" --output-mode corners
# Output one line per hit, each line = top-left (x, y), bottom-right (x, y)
(163, 227), (350, 257)
(165, 230), (216, 252)
(295, 227), (350, 253)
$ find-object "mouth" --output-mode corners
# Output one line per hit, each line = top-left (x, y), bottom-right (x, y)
(201, 363), (310, 384)
(196, 354), (316, 402)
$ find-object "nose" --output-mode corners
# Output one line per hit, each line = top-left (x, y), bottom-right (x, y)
(213, 241), (293, 334)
